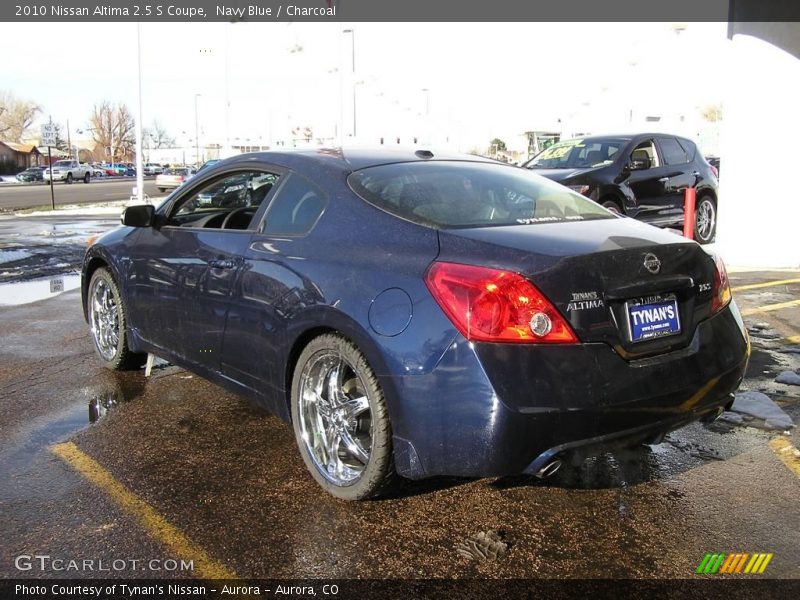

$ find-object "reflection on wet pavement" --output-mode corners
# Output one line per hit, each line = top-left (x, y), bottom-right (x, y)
(0, 274), (81, 305)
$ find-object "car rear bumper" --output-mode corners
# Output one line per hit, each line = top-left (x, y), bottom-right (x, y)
(388, 301), (748, 479)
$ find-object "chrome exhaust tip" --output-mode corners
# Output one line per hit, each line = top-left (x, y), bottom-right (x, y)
(534, 459), (562, 479)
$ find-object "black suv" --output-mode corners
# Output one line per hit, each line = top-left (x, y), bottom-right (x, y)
(521, 134), (719, 243)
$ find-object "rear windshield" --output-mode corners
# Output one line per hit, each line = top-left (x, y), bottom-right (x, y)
(348, 161), (613, 228)
(165, 168), (190, 176)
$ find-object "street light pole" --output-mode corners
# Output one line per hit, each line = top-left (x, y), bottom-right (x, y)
(194, 93), (201, 167)
(343, 29), (356, 138)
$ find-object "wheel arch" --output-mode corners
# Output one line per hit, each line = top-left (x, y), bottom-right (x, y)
(82, 254), (111, 322)
(696, 185), (717, 204)
(281, 309), (395, 423)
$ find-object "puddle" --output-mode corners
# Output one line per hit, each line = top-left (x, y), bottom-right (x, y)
(0, 376), (145, 501)
(0, 273), (80, 305)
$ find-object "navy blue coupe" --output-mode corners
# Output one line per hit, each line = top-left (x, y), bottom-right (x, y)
(82, 148), (749, 499)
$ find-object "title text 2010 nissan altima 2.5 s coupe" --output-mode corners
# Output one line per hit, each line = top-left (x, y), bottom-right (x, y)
(81, 148), (749, 500)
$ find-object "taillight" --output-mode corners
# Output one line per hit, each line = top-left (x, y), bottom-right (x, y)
(710, 165), (719, 178)
(711, 254), (732, 314)
(424, 261), (578, 344)
(178, 176), (185, 182)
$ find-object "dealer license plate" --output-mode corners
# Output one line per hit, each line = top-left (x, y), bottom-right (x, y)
(626, 295), (681, 342)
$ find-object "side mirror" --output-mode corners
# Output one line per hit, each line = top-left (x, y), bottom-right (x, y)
(629, 157), (651, 170)
(121, 204), (155, 227)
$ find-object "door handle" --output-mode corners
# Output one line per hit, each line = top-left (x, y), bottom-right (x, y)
(209, 258), (236, 269)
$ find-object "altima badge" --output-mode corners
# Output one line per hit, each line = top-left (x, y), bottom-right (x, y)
(643, 253), (661, 274)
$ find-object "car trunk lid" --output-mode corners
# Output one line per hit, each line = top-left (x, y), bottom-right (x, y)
(436, 219), (718, 359)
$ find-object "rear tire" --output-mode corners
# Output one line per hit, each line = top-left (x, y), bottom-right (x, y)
(158, 187), (166, 193)
(291, 333), (396, 500)
(84, 172), (90, 183)
(694, 195), (717, 244)
(87, 268), (146, 371)
(601, 199), (622, 214)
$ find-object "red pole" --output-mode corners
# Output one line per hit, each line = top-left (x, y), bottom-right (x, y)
(683, 186), (696, 239)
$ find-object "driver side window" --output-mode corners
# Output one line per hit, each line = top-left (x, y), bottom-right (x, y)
(630, 139), (660, 169)
(169, 170), (280, 230)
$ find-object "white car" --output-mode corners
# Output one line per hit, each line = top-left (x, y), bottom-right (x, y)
(143, 163), (164, 176)
(90, 165), (107, 178)
(155, 167), (196, 192)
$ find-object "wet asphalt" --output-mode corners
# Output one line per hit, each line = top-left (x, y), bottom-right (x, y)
(0, 273), (798, 581)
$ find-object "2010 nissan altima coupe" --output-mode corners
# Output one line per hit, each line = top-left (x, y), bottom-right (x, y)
(82, 148), (749, 500)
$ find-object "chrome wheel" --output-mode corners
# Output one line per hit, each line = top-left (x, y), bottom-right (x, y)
(695, 197), (716, 243)
(297, 350), (372, 486)
(89, 278), (119, 361)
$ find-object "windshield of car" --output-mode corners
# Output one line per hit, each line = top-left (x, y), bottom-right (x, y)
(164, 168), (190, 176)
(348, 161), (614, 229)
(525, 138), (628, 169)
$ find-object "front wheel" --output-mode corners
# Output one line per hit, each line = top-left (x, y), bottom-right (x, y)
(601, 199), (622, 215)
(66, 173), (73, 184)
(87, 268), (146, 370)
(694, 196), (717, 244)
(291, 334), (396, 500)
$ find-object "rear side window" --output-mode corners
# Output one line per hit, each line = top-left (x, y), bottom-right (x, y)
(348, 161), (613, 229)
(659, 137), (689, 165)
(262, 174), (326, 235)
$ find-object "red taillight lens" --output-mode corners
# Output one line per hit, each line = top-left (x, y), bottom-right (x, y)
(711, 254), (732, 314)
(178, 176), (185, 182)
(424, 261), (578, 344)
(710, 165), (719, 178)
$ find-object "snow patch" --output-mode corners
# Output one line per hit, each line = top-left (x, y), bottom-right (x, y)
(775, 370), (800, 386)
(0, 249), (33, 265)
(730, 391), (794, 430)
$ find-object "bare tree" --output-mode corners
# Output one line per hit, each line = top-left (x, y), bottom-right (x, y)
(144, 120), (176, 148)
(87, 101), (136, 161)
(0, 90), (42, 142)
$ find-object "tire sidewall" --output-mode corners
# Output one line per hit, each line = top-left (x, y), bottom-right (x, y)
(694, 196), (717, 244)
(88, 268), (128, 370)
(290, 334), (393, 501)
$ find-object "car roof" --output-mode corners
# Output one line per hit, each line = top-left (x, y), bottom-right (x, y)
(216, 147), (498, 174)
(561, 133), (692, 143)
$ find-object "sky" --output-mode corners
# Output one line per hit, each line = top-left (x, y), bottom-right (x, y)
(1, 21), (731, 152)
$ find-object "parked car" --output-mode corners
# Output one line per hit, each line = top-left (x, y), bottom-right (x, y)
(101, 163), (125, 176)
(15, 166), (45, 182)
(82, 149), (747, 500)
(155, 167), (196, 192)
(90, 165), (107, 178)
(521, 134), (719, 244)
(43, 160), (91, 184)
(143, 163), (163, 176)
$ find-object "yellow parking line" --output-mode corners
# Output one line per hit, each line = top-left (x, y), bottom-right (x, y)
(51, 442), (236, 580)
(732, 278), (800, 292)
(768, 437), (800, 480)
(741, 299), (800, 316)
(786, 335), (800, 344)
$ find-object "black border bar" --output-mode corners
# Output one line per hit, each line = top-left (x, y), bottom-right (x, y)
(2, 0), (799, 23)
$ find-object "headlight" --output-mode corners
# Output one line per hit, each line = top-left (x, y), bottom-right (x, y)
(567, 184), (591, 196)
